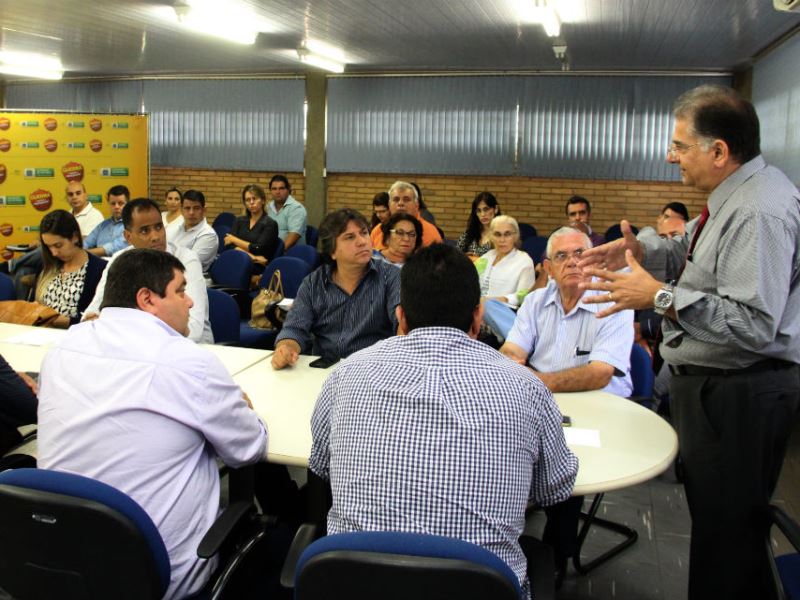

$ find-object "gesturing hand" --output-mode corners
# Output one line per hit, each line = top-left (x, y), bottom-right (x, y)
(581, 249), (663, 318)
(577, 219), (642, 272)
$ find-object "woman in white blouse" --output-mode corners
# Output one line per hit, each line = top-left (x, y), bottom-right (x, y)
(161, 187), (184, 239)
(475, 215), (535, 307)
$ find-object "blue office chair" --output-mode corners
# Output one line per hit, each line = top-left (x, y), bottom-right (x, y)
(210, 249), (253, 291)
(272, 238), (285, 260)
(305, 226), (319, 249)
(768, 504), (800, 600)
(213, 223), (233, 255)
(239, 257), (312, 349)
(522, 235), (548, 265)
(0, 467), (276, 600)
(208, 288), (241, 344)
(518, 223), (538, 240)
(286, 245), (321, 270)
(292, 531), (528, 600)
(0, 272), (14, 300)
(629, 344), (655, 406)
(212, 211), (237, 230)
(604, 223), (639, 242)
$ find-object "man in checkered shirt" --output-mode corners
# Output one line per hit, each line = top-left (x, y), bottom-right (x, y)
(309, 243), (577, 598)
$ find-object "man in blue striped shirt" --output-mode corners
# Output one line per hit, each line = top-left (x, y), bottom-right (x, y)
(309, 244), (577, 599)
(272, 208), (400, 369)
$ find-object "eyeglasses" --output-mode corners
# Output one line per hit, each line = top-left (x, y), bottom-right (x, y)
(476, 206), (495, 215)
(492, 230), (515, 239)
(549, 248), (585, 263)
(390, 229), (417, 239)
(667, 142), (701, 158)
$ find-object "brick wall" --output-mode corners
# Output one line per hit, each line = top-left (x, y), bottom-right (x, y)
(150, 166), (706, 239)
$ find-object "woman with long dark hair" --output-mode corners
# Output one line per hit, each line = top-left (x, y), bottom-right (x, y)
(224, 184), (279, 268)
(161, 187), (184, 238)
(35, 210), (106, 327)
(456, 191), (501, 258)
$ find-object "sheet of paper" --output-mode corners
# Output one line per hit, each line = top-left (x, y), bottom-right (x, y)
(277, 298), (294, 310)
(4, 329), (66, 346)
(564, 427), (601, 448)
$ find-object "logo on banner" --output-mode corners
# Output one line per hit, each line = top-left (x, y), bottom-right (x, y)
(61, 162), (85, 182)
(44, 117), (58, 131)
(30, 189), (53, 211)
(90, 139), (103, 152)
(44, 139), (58, 152)
(0, 223), (12, 237)
(90, 118), (103, 131)
(100, 167), (129, 177)
(0, 164), (5, 184)
(0, 139), (10, 152)
(0, 118), (9, 131)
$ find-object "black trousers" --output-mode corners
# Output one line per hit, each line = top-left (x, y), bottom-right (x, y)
(670, 364), (800, 600)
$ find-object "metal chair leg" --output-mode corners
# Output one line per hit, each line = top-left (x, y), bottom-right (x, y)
(572, 493), (638, 574)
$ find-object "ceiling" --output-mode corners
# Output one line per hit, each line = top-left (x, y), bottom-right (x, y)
(0, 0), (799, 79)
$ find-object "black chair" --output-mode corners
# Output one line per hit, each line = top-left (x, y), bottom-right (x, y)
(522, 235), (548, 265)
(0, 467), (275, 600)
(291, 531), (533, 600)
(604, 223), (639, 242)
(208, 288), (242, 345)
(305, 226), (319, 249)
(767, 504), (800, 600)
(518, 223), (538, 240)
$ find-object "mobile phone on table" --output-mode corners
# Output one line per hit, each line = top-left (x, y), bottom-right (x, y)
(309, 356), (339, 369)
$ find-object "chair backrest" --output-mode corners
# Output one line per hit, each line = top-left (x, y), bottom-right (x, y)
(522, 235), (548, 265)
(629, 344), (655, 399)
(213, 223), (232, 254)
(518, 223), (537, 240)
(272, 237), (285, 260)
(0, 271), (15, 301)
(209, 249), (253, 290)
(306, 225), (319, 249)
(258, 257), (312, 298)
(285, 245), (321, 269)
(295, 531), (522, 600)
(768, 504), (800, 600)
(604, 223), (639, 242)
(212, 212), (236, 230)
(207, 288), (241, 344)
(0, 468), (170, 600)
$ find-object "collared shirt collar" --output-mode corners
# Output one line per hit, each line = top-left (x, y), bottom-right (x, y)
(707, 155), (766, 218)
(321, 257), (379, 287)
(74, 202), (94, 217)
(541, 278), (602, 315)
(183, 218), (208, 233)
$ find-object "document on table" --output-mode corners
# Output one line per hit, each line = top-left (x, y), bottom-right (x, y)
(4, 329), (65, 346)
(564, 427), (601, 448)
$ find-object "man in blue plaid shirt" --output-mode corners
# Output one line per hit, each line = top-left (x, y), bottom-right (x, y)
(309, 244), (577, 598)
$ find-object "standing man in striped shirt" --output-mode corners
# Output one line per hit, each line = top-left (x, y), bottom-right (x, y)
(271, 208), (400, 369)
(309, 244), (577, 598)
(579, 84), (800, 600)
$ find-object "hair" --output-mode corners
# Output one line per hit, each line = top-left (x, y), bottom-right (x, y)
(661, 201), (689, 221)
(35, 209), (84, 301)
(410, 182), (428, 211)
(545, 226), (593, 259)
(388, 180), (418, 203)
(318, 208), (370, 265)
(269, 174), (291, 192)
(370, 192), (390, 228)
(101, 248), (186, 310)
(241, 184), (267, 217)
(673, 84), (760, 163)
(182, 189), (206, 208)
(565, 195), (591, 215)
(107, 185), (130, 201)
(401, 244), (480, 333)
(489, 214), (521, 250)
(123, 198), (162, 230)
(463, 191), (500, 247)
(381, 212), (423, 251)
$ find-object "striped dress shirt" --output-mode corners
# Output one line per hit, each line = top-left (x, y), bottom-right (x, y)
(310, 327), (578, 599)
(276, 258), (400, 358)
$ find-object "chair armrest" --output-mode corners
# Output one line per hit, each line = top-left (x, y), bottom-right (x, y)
(771, 505), (800, 551)
(198, 501), (254, 559)
(279, 523), (318, 588)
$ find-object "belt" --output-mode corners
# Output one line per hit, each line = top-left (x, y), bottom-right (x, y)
(668, 358), (796, 377)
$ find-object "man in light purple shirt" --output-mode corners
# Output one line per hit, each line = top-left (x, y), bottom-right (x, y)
(37, 248), (268, 600)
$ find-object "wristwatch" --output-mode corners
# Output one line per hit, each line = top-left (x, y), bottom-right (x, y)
(653, 282), (675, 315)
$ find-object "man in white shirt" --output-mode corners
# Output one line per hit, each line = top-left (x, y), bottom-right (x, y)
(84, 198), (214, 343)
(67, 180), (104, 237)
(38, 248), (268, 600)
(168, 189), (218, 272)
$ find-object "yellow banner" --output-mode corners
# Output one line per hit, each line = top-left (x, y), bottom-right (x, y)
(0, 111), (149, 261)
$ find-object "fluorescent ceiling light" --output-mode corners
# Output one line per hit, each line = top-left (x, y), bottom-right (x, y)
(541, 6), (561, 37)
(297, 47), (345, 73)
(513, 0), (563, 37)
(305, 39), (346, 62)
(154, 1), (267, 45)
(0, 50), (63, 79)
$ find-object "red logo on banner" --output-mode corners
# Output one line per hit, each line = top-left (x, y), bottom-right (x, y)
(45, 139), (58, 152)
(44, 117), (58, 131)
(89, 118), (102, 131)
(0, 139), (10, 152)
(1, 251), (13, 261)
(0, 223), (13, 237)
(0, 164), (6, 184)
(30, 189), (53, 211)
(61, 161), (85, 182)
(0, 118), (9, 131)
(90, 139), (103, 152)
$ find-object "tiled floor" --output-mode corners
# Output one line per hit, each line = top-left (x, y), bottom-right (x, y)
(524, 412), (800, 600)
